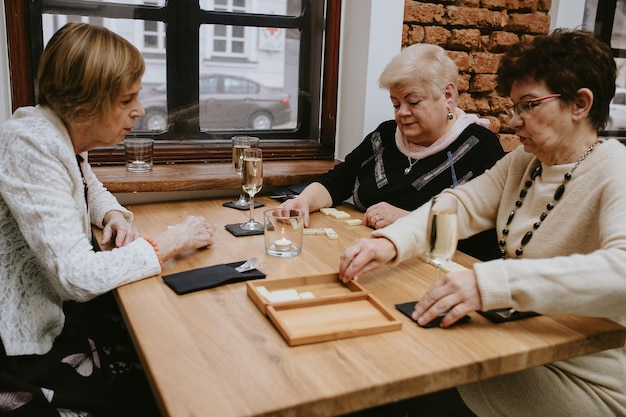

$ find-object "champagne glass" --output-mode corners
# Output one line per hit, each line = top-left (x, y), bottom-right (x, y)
(426, 195), (458, 281)
(240, 148), (264, 231)
(231, 136), (259, 207)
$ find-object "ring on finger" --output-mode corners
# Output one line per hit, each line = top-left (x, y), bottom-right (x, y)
(373, 214), (381, 223)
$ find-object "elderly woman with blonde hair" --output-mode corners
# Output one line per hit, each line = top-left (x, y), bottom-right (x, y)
(280, 43), (505, 261)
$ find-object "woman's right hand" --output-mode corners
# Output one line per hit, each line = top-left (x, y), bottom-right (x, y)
(277, 182), (333, 227)
(278, 198), (311, 226)
(339, 237), (397, 282)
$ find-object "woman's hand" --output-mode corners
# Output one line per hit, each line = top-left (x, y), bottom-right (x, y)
(412, 269), (482, 328)
(101, 210), (140, 248)
(278, 197), (311, 226)
(339, 237), (397, 282)
(278, 183), (332, 227)
(156, 216), (216, 260)
(364, 202), (409, 229)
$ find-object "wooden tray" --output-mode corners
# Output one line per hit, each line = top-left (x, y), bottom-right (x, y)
(247, 274), (402, 346)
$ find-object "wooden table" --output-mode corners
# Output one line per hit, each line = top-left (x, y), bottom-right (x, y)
(105, 197), (626, 417)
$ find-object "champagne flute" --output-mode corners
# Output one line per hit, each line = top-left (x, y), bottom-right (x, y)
(231, 136), (259, 207)
(240, 148), (264, 231)
(426, 195), (458, 281)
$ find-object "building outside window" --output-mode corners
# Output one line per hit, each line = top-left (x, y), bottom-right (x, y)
(21, 0), (339, 165)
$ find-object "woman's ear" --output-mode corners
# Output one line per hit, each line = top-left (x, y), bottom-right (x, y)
(444, 82), (456, 107)
(573, 88), (594, 120)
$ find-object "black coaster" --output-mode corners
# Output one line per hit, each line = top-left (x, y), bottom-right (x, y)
(223, 201), (265, 210)
(395, 301), (471, 328)
(225, 223), (264, 237)
(477, 309), (540, 323)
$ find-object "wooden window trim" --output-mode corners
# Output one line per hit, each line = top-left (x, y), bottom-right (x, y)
(5, 0), (341, 164)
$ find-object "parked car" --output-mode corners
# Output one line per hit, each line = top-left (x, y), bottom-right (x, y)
(605, 87), (626, 131)
(139, 74), (291, 131)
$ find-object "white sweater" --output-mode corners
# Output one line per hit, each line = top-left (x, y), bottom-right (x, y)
(0, 106), (161, 356)
(374, 140), (626, 416)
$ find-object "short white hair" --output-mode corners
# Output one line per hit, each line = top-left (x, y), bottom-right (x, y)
(378, 43), (459, 101)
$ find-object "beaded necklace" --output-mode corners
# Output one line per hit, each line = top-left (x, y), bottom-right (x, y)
(498, 140), (600, 258)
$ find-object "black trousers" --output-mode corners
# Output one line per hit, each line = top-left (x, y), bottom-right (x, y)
(0, 293), (161, 417)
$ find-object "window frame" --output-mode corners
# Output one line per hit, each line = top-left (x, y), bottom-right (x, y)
(590, 0), (626, 138)
(5, 0), (340, 165)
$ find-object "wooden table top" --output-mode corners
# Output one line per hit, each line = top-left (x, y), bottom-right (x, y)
(105, 197), (626, 417)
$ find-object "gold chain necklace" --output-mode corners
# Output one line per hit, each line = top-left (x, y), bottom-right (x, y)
(498, 140), (600, 258)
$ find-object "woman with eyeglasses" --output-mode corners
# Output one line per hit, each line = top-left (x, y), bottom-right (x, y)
(339, 29), (626, 416)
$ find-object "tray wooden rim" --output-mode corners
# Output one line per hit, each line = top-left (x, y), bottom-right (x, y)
(247, 273), (402, 346)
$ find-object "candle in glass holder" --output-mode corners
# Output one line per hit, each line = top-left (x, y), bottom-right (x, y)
(274, 237), (292, 251)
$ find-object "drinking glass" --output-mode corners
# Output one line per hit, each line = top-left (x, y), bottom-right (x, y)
(231, 136), (259, 207)
(426, 195), (458, 281)
(240, 148), (264, 231)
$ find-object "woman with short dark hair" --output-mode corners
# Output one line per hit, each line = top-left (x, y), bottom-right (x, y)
(340, 29), (626, 416)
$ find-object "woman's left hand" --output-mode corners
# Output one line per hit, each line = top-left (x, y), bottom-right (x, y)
(101, 210), (140, 248)
(412, 269), (482, 328)
(364, 202), (409, 229)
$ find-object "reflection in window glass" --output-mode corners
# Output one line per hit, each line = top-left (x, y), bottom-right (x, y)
(198, 23), (299, 131)
(584, 0), (626, 131)
(612, 0), (626, 49)
(201, 0), (302, 16)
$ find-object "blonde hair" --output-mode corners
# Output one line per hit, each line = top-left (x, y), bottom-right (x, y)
(378, 43), (458, 102)
(37, 22), (145, 126)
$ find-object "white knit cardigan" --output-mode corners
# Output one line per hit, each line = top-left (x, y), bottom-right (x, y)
(0, 106), (161, 356)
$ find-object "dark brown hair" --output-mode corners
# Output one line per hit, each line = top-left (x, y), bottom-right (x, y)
(497, 29), (616, 131)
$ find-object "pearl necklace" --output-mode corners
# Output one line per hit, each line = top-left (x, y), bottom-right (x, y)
(404, 156), (418, 175)
(498, 140), (600, 258)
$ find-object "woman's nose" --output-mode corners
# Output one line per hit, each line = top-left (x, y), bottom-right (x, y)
(507, 113), (523, 129)
(396, 102), (411, 116)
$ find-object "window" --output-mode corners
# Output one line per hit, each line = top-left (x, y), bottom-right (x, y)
(584, 0), (626, 136)
(6, 0), (340, 165)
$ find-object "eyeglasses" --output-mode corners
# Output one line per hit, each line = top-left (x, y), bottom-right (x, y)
(504, 94), (561, 118)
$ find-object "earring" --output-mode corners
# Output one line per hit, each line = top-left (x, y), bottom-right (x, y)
(447, 111), (454, 120)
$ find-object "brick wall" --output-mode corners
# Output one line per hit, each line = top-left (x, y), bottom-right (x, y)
(403, 0), (552, 151)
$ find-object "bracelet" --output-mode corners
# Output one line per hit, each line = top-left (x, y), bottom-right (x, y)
(144, 237), (163, 267)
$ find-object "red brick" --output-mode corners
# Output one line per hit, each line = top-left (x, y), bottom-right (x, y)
(424, 26), (451, 46)
(487, 31), (520, 52)
(538, 0), (552, 12)
(470, 52), (502, 73)
(449, 29), (482, 50)
(507, 13), (550, 34)
(458, 93), (491, 113)
(456, 73), (471, 92)
(481, 0), (508, 9)
(404, 2), (444, 24)
(447, 6), (507, 29)
(470, 74), (499, 92)
(448, 51), (470, 72)
(402, 24), (425, 46)
(506, 0), (540, 12)
(458, 0), (480, 6)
